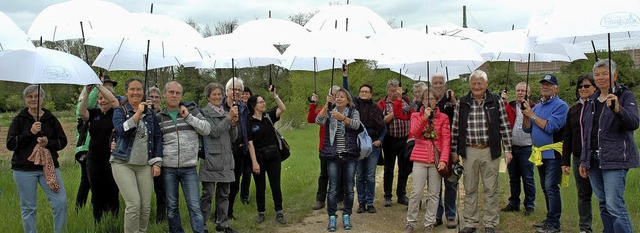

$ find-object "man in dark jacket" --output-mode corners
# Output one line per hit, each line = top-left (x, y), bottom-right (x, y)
(579, 59), (639, 233)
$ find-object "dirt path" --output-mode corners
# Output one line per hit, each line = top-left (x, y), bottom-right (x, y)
(280, 168), (463, 233)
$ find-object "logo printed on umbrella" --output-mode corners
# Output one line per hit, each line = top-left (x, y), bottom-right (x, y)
(43, 66), (71, 80)
(600, 12), (640, 28)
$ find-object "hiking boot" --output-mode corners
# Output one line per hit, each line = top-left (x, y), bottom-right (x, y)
(343, 214), (352, 230)
(367, 205), (377, 213)
(403, 224), (414, 233)
(458, 227), (477, 233)
(312, 201), (325, 210)
(500, 203), (520, 212)
(485, 227), (496, 233)
(435, 218), (443, 227)
(524, 207), (535, 216)
(384, 198), (392, 207)
(533, 220), (547, 229)
(276, 212), (286, 225)
(327, 215), (337, 232)
(397, 196), (409, 205)
(356, 204), (366, 213)
(255, 212), (265, 223)
(446, 219), (457, 229)
(536, 224), (560, 233)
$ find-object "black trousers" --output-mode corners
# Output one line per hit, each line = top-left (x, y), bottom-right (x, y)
(228, 145), (245, 217)
(153, 173), (167, 222)
(254, 159), (283, 212)
(86, 157), (120, 222)
(241, 152), (252, 201)
(382, 135), (409, 200)
(75, 153), (90, 209)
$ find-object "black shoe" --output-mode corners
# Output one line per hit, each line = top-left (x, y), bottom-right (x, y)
(366, 205), (376, 213)
(533, 220), (547, 229)
(435, 218), (443, 227)
(397, 196), (409, 205)
(312, 201), (325, 210)
(357, 204), (367, 213)
(227, 214), (236, 220)
(256, 212), (265, 223)
(276, 212), (286, 225)
(500, 203), (520, 212)
(215, 226), (238, 233)
(384, 198), (392, 207)
(524, 207), (534, 216)
(536, 224), (560, 233)
(485, 227), (496, 233)
(458, 227), (476, 233)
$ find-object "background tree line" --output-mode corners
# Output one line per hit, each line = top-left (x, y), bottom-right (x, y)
(2, 11), (639, 131)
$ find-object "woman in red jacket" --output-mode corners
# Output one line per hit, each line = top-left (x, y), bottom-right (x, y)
(404, 89), (451, 233)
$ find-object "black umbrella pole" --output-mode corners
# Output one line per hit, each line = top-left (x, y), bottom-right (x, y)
(591, 41), (599, 60)
(522, 54), (531, 110)
(505, 59), (511, 92)
(608, 33), (615, 111)
(80, 22), (90, 64)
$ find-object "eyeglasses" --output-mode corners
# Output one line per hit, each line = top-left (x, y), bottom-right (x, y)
(166, 90), (182, 95)
(578, 84), (592, 89)
(148, 95), (160, 99)
(257, 100), (266, 104)
(359, 90), (371, 94)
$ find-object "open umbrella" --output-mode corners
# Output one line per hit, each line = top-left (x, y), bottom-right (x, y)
(429, 22), (487, 49)
(187, 33), (283, 69)
(304, 4), (391, 37)
(233, 17), (309, 46)
(0, 11), (34, 50)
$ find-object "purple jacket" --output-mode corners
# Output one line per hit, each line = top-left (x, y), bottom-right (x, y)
(580, 85), (639, 170)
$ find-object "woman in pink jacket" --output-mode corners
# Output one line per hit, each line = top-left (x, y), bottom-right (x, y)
(404, 90), (451, 233)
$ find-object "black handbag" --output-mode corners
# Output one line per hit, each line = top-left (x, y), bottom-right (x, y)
(265, 114), (290, 162)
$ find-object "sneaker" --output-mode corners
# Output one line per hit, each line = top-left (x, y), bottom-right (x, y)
(524, 207), (534, 216)
(215, 226), (238, 233)
(367, 205), (377, 213)
(424, 225), (434, 233)
(338, 201), (344, 211)
(446, 219), (457, 229)
(256, 212), (265, 223)
(458, 227), (477, 233)
(384, 198), (392, 207)
(435, 219), (443, 227)
(403, 224), (414, 233)
(313, 201), (325, 210)
(397, 196), (409, 205)
(500, 203), (520, 212)
(533, 220), (547, 229)
(328, 215), (337, 232)
(342, 214), (352, 230)
(276, 212), (286, 225)
(485, 227), (496, 233)
(536, 224), (560, 233)
(357, 204), (367, 213)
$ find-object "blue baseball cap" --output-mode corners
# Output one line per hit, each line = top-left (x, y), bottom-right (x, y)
(539, 74), (558, 86)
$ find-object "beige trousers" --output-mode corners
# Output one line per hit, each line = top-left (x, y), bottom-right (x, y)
(406, 162), (441, 228)
(462, 147), (500, 228)
(112, 163), (153, 233)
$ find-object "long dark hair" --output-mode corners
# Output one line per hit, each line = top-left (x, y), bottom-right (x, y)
(574, 74), (596, 101)
(247, 94), (262, 115)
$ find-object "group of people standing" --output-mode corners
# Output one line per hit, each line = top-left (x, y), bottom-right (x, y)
(6, 76), (288, 233)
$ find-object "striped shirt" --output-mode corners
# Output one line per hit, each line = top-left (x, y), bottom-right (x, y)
(335, 122), (347, 153)
(383, 99), (410, 138)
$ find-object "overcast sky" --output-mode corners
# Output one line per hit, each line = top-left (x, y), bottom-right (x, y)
(5, 0), (553, 34)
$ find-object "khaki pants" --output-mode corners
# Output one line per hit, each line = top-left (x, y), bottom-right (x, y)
(112, 163), (153, 233)
(406, 162), (441, 228)
(462, 147), (500, 228)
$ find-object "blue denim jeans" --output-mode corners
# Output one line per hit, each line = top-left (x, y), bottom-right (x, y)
(538, 158), (562, 228)
(507, 145), (535, 209)
(163, 167), (204, 233)
(356, 146), (380, 206)
(13, 169), (68, 233)
(436, 176), (458, 221)
(327, 156), (357, 216)
(589, 157), (633, 233)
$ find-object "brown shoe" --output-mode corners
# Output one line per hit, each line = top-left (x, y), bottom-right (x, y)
(446, 219), (457, 229)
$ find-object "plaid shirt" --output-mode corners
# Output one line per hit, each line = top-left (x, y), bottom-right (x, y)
(383, 98), (410, 138)
(451, 93), (512, 155)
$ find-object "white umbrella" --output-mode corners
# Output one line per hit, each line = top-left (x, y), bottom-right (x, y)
(93, 50), (181, 71)
(0, 11), (34, 50)
(0, 47), (100, 85)
(304, 4), (392, 37)
(233, 18), (309, 45)
(28, 0), (130, 42)
(380, 62), (481, 82)
(482, 29), (587, 62)
(429, 22), (487, 49)
(188, 33), (283, 69)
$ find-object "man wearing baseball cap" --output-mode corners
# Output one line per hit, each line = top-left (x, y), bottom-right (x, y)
(521, 74), (568, 233)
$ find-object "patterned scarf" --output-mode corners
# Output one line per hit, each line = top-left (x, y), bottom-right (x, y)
(209, 102), (225, 115)
(28, 144), (59, 192)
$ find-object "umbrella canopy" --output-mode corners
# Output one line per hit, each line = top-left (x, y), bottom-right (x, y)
(534, 0), (640, 44)
(429, 22), (487, 49)
(283, 30), (380, 61)
(233, 18), (309, 45)
(93, 50), (180, 71)
(186, 33), (283, 69)
(0, 11), (34, 50)
(481, 29), (587, 62)
(304, 4), (391, 37)
(380, 62), (481, 81)
(0, 47), (101, 85)
(28, 0), (130, 42)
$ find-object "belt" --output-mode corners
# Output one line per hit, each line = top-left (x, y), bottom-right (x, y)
(468, 144), (488, 149)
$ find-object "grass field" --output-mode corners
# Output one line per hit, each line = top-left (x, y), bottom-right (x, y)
(1, 117), (640, 232)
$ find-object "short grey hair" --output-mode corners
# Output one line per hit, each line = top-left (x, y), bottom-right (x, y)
(328, 85), (340, 95)
(413, 82), (427, 91)
(225, 77), (244, 91)
(515, 82), (530, 92)
(163, 81), (183, 93)
(386, 79), (400, 89)
(147, 86), (161, 96)
(593, 59), (617, 75)
(431, 73), (445, 81)
(23, 85), (45, 99)
(204, 83), (225, 97)
(469, 70), (488, 82)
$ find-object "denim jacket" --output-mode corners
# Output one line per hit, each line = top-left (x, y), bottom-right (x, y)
(112, 103), (163, 165)
(580, 85), (639, 170)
